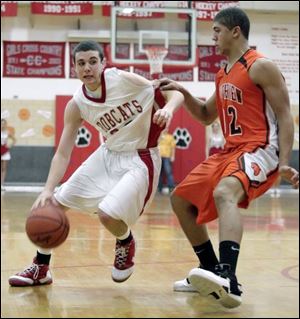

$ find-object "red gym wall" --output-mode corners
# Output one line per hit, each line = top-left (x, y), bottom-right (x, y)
(169, 107), (206, 183)
(56, 96), (206, 184)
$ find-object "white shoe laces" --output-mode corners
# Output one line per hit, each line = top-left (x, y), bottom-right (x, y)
(21, 263), (40, 280)
(115, 245), (129, 268)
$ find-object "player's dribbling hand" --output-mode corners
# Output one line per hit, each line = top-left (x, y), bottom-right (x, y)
(279, 165), (299, 189)
(31, 189), (60, 210)
(153, 108), (172, 128)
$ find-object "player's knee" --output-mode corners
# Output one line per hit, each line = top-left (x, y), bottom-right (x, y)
(97, 210), (113, 227)
(213, 184), (235, 206)
(170, 193), (192, 217)
(214, 177), (245, 207)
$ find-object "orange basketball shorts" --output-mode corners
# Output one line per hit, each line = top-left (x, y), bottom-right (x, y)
(174, 143), (279, 224)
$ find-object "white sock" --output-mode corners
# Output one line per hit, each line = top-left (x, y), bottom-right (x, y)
(38, 248), (52, 255)
(117, 229), (130, 241)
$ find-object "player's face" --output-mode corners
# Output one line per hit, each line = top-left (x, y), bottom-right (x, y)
(74, 50), (104, 90)
(212, 22), (233, 56)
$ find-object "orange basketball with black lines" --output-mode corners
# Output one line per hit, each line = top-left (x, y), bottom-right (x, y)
(26, 203), (70, 248)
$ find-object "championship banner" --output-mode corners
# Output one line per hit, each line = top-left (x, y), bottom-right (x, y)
(3, 41), (65, 78)
(102, 1), (165, 18)
(31, 1), (93, 15)
(133, 66), (193, 81)
(178, 1), (239, 20)
(1, 1), (17, 16)
(198, 45), (227, 81)
(69, 42), (130, 78)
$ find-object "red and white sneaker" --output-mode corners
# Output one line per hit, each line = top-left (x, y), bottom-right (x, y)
(111, 237), (135, 283)
(8, 258), (52, 287)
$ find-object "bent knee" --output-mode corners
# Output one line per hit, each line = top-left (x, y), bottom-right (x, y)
(170, 193), (183, 210)
(170, 193), (195, 215)
(213, 178), (245, 205)
(98, 210), (114, 226)
(213, 185), (235, 204)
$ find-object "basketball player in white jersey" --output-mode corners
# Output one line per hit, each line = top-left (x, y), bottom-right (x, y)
(9, 40), (184, 286)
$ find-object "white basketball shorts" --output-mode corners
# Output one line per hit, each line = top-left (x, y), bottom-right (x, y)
(55, 144), (161, 226)
(1, 151), (11, 161)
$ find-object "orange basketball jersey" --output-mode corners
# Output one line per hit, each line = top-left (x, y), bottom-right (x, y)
(174, 49), (280, 224)
(215, 49), (278, 151)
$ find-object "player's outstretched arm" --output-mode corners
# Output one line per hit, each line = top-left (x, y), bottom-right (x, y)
(32, 99), (82, 209)
(157, 78), (218, 125)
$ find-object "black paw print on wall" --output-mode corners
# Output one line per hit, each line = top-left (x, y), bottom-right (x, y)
(173, 128), (192, 149)
(76, 126), (91, 147)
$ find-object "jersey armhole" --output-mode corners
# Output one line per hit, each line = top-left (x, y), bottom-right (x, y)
(154, 88), (166, 109)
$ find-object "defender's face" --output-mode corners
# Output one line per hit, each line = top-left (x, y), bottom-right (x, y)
(74, 50), (104, 90)
(212, 22), (233, 55)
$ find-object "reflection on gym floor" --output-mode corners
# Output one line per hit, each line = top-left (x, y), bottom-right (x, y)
(1, 190), (299, 318)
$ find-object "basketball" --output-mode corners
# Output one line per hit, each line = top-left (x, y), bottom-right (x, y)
(26, 203), (70, 249)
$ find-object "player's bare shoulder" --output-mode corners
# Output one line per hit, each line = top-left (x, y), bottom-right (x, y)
(249, 58), (282, 86)
(64, 98), (82, 124)
(65, 98), (80, 112)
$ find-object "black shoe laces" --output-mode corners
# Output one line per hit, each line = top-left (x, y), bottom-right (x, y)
(215, 264), (242, 296)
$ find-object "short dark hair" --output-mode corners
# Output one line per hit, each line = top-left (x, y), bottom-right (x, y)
(214, 7), (250, 40)
(72, 40), (104, 62)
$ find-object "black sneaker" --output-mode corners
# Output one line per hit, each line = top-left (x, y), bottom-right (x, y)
(188, 264), (242, 308)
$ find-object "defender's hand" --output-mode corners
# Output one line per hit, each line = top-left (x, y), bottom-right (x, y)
(279, 165), (299, 189)
(157, 78), (185, 92)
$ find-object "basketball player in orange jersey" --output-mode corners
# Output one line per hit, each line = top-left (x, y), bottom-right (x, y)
(9, 40), (184, 287)
(157, 7), (299, 308)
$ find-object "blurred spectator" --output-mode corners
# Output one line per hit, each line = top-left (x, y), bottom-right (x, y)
(207, 121), (225, 157)
(158, 129), (176, 194)
(1, 119), (16, 190)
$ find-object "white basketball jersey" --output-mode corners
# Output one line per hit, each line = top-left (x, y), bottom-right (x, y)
(1, 130), (8, 146)
(73, 68), (165, 152)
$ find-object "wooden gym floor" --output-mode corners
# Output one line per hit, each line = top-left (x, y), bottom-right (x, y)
(1, 190), (299, 318)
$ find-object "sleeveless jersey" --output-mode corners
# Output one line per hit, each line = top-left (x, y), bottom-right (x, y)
(215, 49), (278, 151)
(73, 68), (165, 152)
